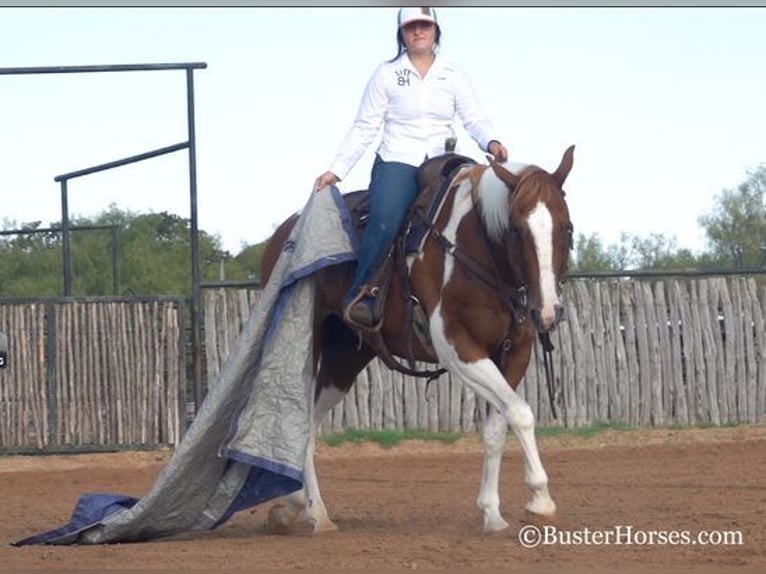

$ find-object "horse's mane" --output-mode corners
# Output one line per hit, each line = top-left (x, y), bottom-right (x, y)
(475, 162), (545, 243)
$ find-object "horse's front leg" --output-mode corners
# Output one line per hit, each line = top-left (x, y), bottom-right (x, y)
(477, 361), (556, 524)
(432, 324), (556, 530)
(501, 336), (557, 522)
(477, 407), (510, 533)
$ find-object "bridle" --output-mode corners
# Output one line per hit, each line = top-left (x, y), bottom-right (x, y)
(428, 224), (529, 326)
(425, 165), (572, 418)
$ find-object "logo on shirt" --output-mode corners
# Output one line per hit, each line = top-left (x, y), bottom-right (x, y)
(395, 68), (411, 86)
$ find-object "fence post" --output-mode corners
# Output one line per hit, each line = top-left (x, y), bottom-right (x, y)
(45, 301), (58, 449)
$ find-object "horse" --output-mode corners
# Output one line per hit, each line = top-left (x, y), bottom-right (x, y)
(259, 145), (575, 534)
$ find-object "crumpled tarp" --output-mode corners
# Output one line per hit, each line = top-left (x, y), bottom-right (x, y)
(13, 186), (357, 546)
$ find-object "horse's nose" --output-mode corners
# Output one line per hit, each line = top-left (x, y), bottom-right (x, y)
(530, 308), (545, 331)
(530, 304), (564, 332)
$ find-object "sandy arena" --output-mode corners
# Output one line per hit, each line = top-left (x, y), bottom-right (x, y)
(1, 425), (764, 570)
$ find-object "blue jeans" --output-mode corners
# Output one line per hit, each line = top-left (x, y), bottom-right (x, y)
(344, 155), (420, 306)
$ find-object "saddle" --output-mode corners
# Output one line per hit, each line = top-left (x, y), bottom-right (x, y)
(342, 152), (477, 377)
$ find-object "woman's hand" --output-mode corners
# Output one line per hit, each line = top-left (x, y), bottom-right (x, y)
(314, 171), (339, 192)
(488, 141), (508, 163)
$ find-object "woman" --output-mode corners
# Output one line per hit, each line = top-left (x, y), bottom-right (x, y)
(314, 7), (508, 328)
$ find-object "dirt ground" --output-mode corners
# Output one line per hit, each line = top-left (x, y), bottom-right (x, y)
(1, 425), (764, 570)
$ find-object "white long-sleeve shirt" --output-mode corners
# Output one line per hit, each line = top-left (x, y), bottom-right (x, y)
(328, 52), (501, 181)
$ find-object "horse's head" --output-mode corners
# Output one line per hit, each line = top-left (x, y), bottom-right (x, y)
(480, 146), (574, 333)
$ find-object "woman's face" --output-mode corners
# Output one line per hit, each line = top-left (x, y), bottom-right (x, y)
(401, 20), (436, 55)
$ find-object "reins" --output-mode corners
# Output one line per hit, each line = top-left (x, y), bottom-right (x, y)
(539, 332), (558, 420)
(427, 226), (529, 326)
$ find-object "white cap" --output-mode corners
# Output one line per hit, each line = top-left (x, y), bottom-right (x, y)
(398, 7), (438, 28)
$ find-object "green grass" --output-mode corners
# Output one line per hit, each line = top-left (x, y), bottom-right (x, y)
(533, 425), (570, 438)
(319, 423), (630, 447)
(319, 429), (464, 448)
(317, 420), (753, 448)
(570, 420), (634, 438)
(528, 420), (635, 439)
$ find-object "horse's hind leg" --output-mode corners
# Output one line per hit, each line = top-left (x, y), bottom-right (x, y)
(267, 383), (346, 534)
(268, 315), (375, 534)
(300, 383), (348, 532)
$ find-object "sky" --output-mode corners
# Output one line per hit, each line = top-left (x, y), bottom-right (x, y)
(1, 6), (765, 256)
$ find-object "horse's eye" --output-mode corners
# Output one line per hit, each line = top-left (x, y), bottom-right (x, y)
(562, 222), (574, 249)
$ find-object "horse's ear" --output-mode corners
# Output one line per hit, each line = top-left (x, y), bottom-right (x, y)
(486, 155), (521, 190)
(552, 145), (575, 187)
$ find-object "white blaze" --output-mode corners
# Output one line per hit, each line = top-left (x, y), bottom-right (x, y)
(527, 201), (559, 327)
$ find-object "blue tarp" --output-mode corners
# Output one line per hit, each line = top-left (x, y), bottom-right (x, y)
(13, 186), (357, 546)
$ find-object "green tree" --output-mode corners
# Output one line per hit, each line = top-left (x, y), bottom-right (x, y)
(0, 221), (64, 296)
(699, 165), (766, 268)
(621, 232), (697, 269)
(227, 242), (267, 284)
(0, 206), (229, 297)
(572, 232), (705, 273)
(571, 233), (615, 272)
(109, 210), (227, 296)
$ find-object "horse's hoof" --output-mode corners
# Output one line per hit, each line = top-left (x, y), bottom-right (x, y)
(310, 517), (339, 533)
(521, 509), (558, 528)
(482, 517), (510, 535)
(266, 504), (299, 534)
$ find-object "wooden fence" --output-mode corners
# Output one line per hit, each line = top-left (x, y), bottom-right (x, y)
(203, 276), (766, 432)
(1, 276), (763, 452)
(0, 298), (184, 452)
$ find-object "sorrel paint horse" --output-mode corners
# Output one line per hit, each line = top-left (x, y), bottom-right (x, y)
(259, 146), (575, 534)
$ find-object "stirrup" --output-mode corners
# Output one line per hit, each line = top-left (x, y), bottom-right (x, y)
(343, 286), (383, 332)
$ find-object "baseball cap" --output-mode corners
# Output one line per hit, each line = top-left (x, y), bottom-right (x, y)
(398, 7), (438, 28)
